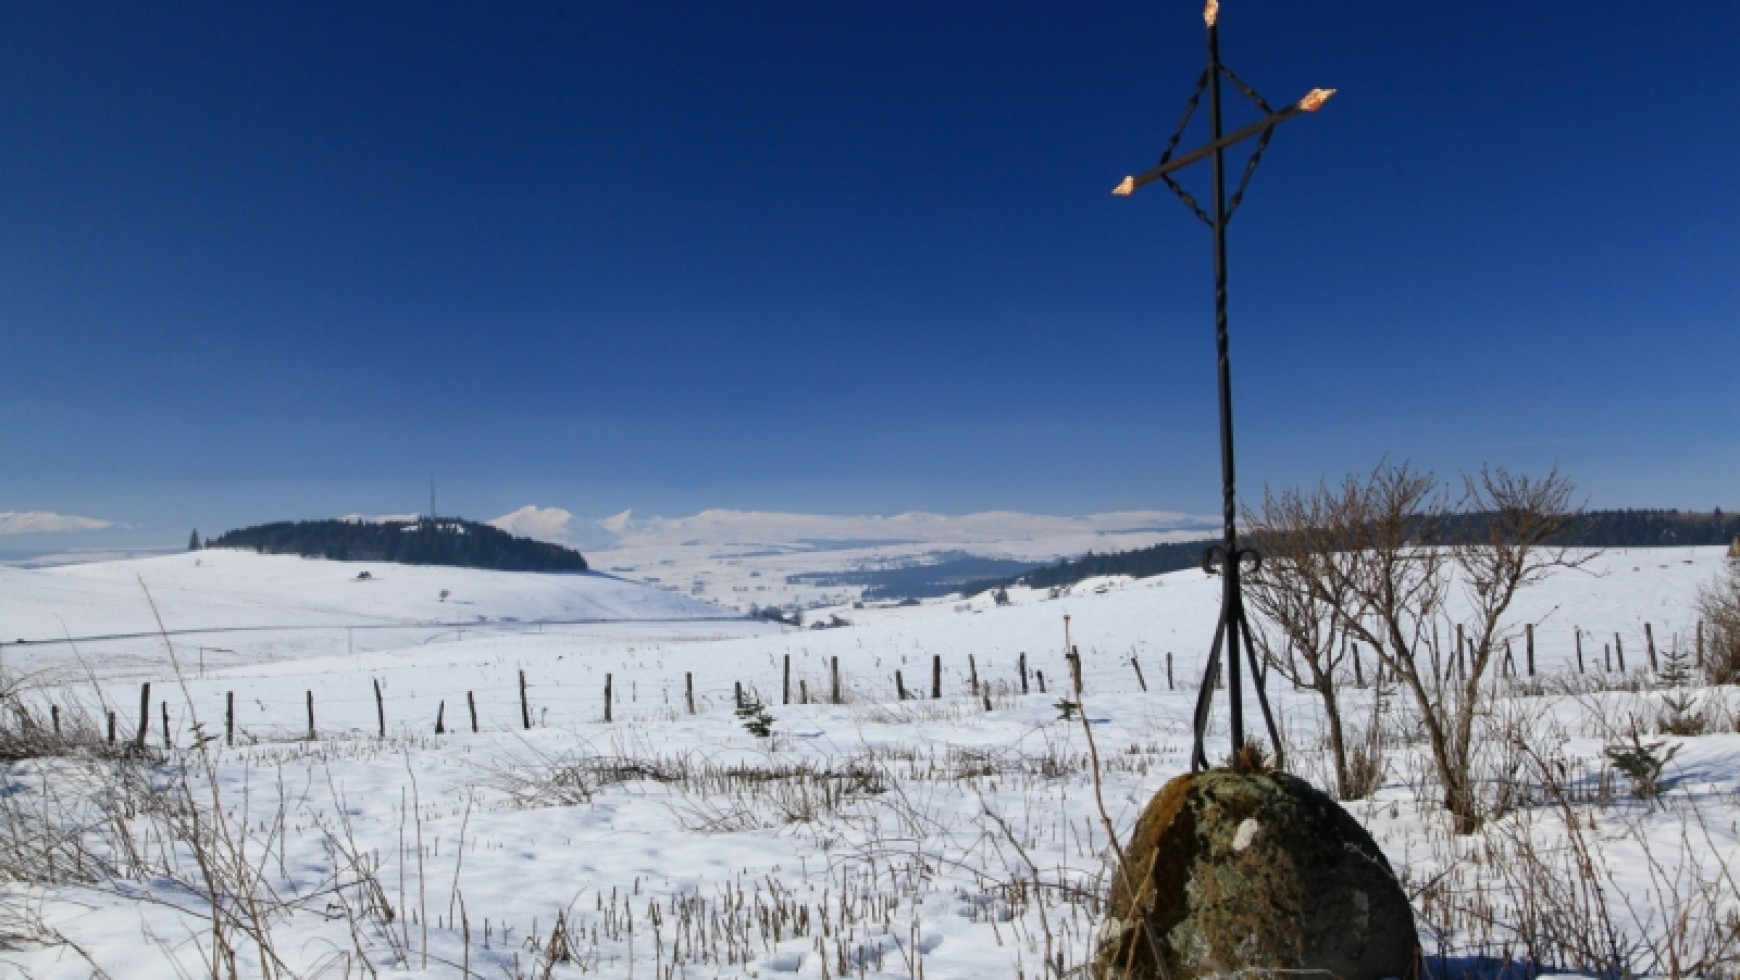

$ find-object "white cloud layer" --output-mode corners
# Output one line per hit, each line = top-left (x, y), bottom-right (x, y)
(489, 506), (575, 544)
(0, 510), (117, 535)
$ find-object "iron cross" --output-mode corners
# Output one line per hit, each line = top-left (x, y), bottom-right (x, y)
(1114, 0), (1333, 773)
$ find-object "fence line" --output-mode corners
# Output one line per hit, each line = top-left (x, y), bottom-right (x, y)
(3, 618), (1691, 749)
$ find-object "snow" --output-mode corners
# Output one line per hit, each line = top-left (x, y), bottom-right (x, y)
(0, 546), (1735, 978)
(576, 507), (1221, 613)
(0, 549), (733, 681)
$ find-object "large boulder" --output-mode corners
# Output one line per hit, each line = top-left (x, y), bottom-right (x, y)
(1096, 769), (1419, 980)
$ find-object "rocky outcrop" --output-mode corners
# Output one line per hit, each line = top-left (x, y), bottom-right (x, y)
(1096, 769), (1419, 980)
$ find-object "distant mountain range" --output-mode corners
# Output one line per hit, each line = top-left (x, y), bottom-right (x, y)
(596, 508), (1220, 549)
(205, 517), (589, 572)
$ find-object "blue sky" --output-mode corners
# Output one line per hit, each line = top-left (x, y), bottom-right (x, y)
(3, 2), (1736, 549)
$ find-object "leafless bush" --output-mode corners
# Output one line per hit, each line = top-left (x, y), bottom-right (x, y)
(0, 712), (417, 977)
(1485, 792), (1633, 976)
(1342, 717), (1387, 801)
(1245, 462), (1590, 832)
(0, 706), (140, 768)
(489, 745), (682, 807)
(1402, 725), (1740, 980)
(1246, 485), (1362, 797)
(1698, 561), (1740, 686)
(664, 757), (890, 832)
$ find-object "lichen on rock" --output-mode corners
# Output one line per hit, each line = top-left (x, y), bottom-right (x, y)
(1096, 769), (1419, 980)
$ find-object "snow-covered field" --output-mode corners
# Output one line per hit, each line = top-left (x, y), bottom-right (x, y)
(1, 546), (1736, 978)
(0, 550), (735, 683)
(575, 508), (1220, 612)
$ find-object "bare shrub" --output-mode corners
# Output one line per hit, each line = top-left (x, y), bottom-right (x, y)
(1245, 485), (1362, 798)
(1697, 561), (1740, 685)
(1245, 462), (1590, 832)
(1340, 693), (1389, 801)
(489, 746), (681, 807)
(1484, 786), (1632, 976)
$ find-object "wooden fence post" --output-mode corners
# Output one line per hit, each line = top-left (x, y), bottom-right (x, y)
(1575, 629), (1585, 673)
(467, 691), (478, 733)
(1036, 670), (1046, 694)
(1167, 653), (1175, 690)
(435, 701), (446, 735)
(1697, 621), (1705, 669)
(51, 704), (60, 735)
(519, 670), (531, 730)
(734, 681), (744, 709)
(161, 701), (171, 749)
(895, 670), (907, 700)
(225, 692), (234, 746)
(783, 655), (791, 706)
(135, 682), (151, 751)
(107, 710), (117, 746)
(1131, 656), (1147, 692)
(306, 690), (315, 740)
(374, 678), (386, 739)
(604, 674), (613, 723)
(799, 679), (809, 704)
(1066, 651), (1082, 695)
(930, 655), (941, 699)
(830, 657), (842, 705)
(1018, 653), (1029, 695)
(1645, 622), (1658, 672)
(968, 655), (980, 696)
(685, 672), (695, 715)
(1526, 624), (1536, 677)
(1352, 643), (1364, 687)
(1614, 633), (1625, 672)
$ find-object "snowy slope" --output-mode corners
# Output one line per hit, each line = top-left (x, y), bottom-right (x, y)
(0, 549), (732, 641)
(0, 549), (746, 681)
(0, 546), (1733, 980)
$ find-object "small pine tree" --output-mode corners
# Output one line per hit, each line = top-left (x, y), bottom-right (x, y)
(735, 699), (774, 738)
(188, 530), (202, 551)
(1657, 642), (1704, 735)
(1605, 731), (1679, 800)
(1659, 642), (1695, 687)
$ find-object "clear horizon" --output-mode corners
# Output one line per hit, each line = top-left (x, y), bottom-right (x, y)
(5, 2), (1737, 549)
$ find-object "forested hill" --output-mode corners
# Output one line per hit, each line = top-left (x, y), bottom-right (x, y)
(967, 509), (1738, 596)
(1551, 509), (1739, 548)
(205, 518), (589, 572)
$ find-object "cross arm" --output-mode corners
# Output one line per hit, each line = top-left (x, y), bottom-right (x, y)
(1113, 88), (1334, 196)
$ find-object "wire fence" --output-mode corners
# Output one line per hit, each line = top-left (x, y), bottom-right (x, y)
(3, 617), (1703, 753)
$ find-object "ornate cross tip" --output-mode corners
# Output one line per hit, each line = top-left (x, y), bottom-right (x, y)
(1204, 0), (1220, 28)
(1112, 176), (1136, 197)
(1298, 88), (1336, 112)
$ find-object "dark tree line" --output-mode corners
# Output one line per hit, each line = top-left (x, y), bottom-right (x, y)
(967, 508), (1737, 597)
(963, 541), (1210, 595)
(205, 518), (589, 572)
(1544, 508), (1738, 547)
(791, 553), (1037, 601)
